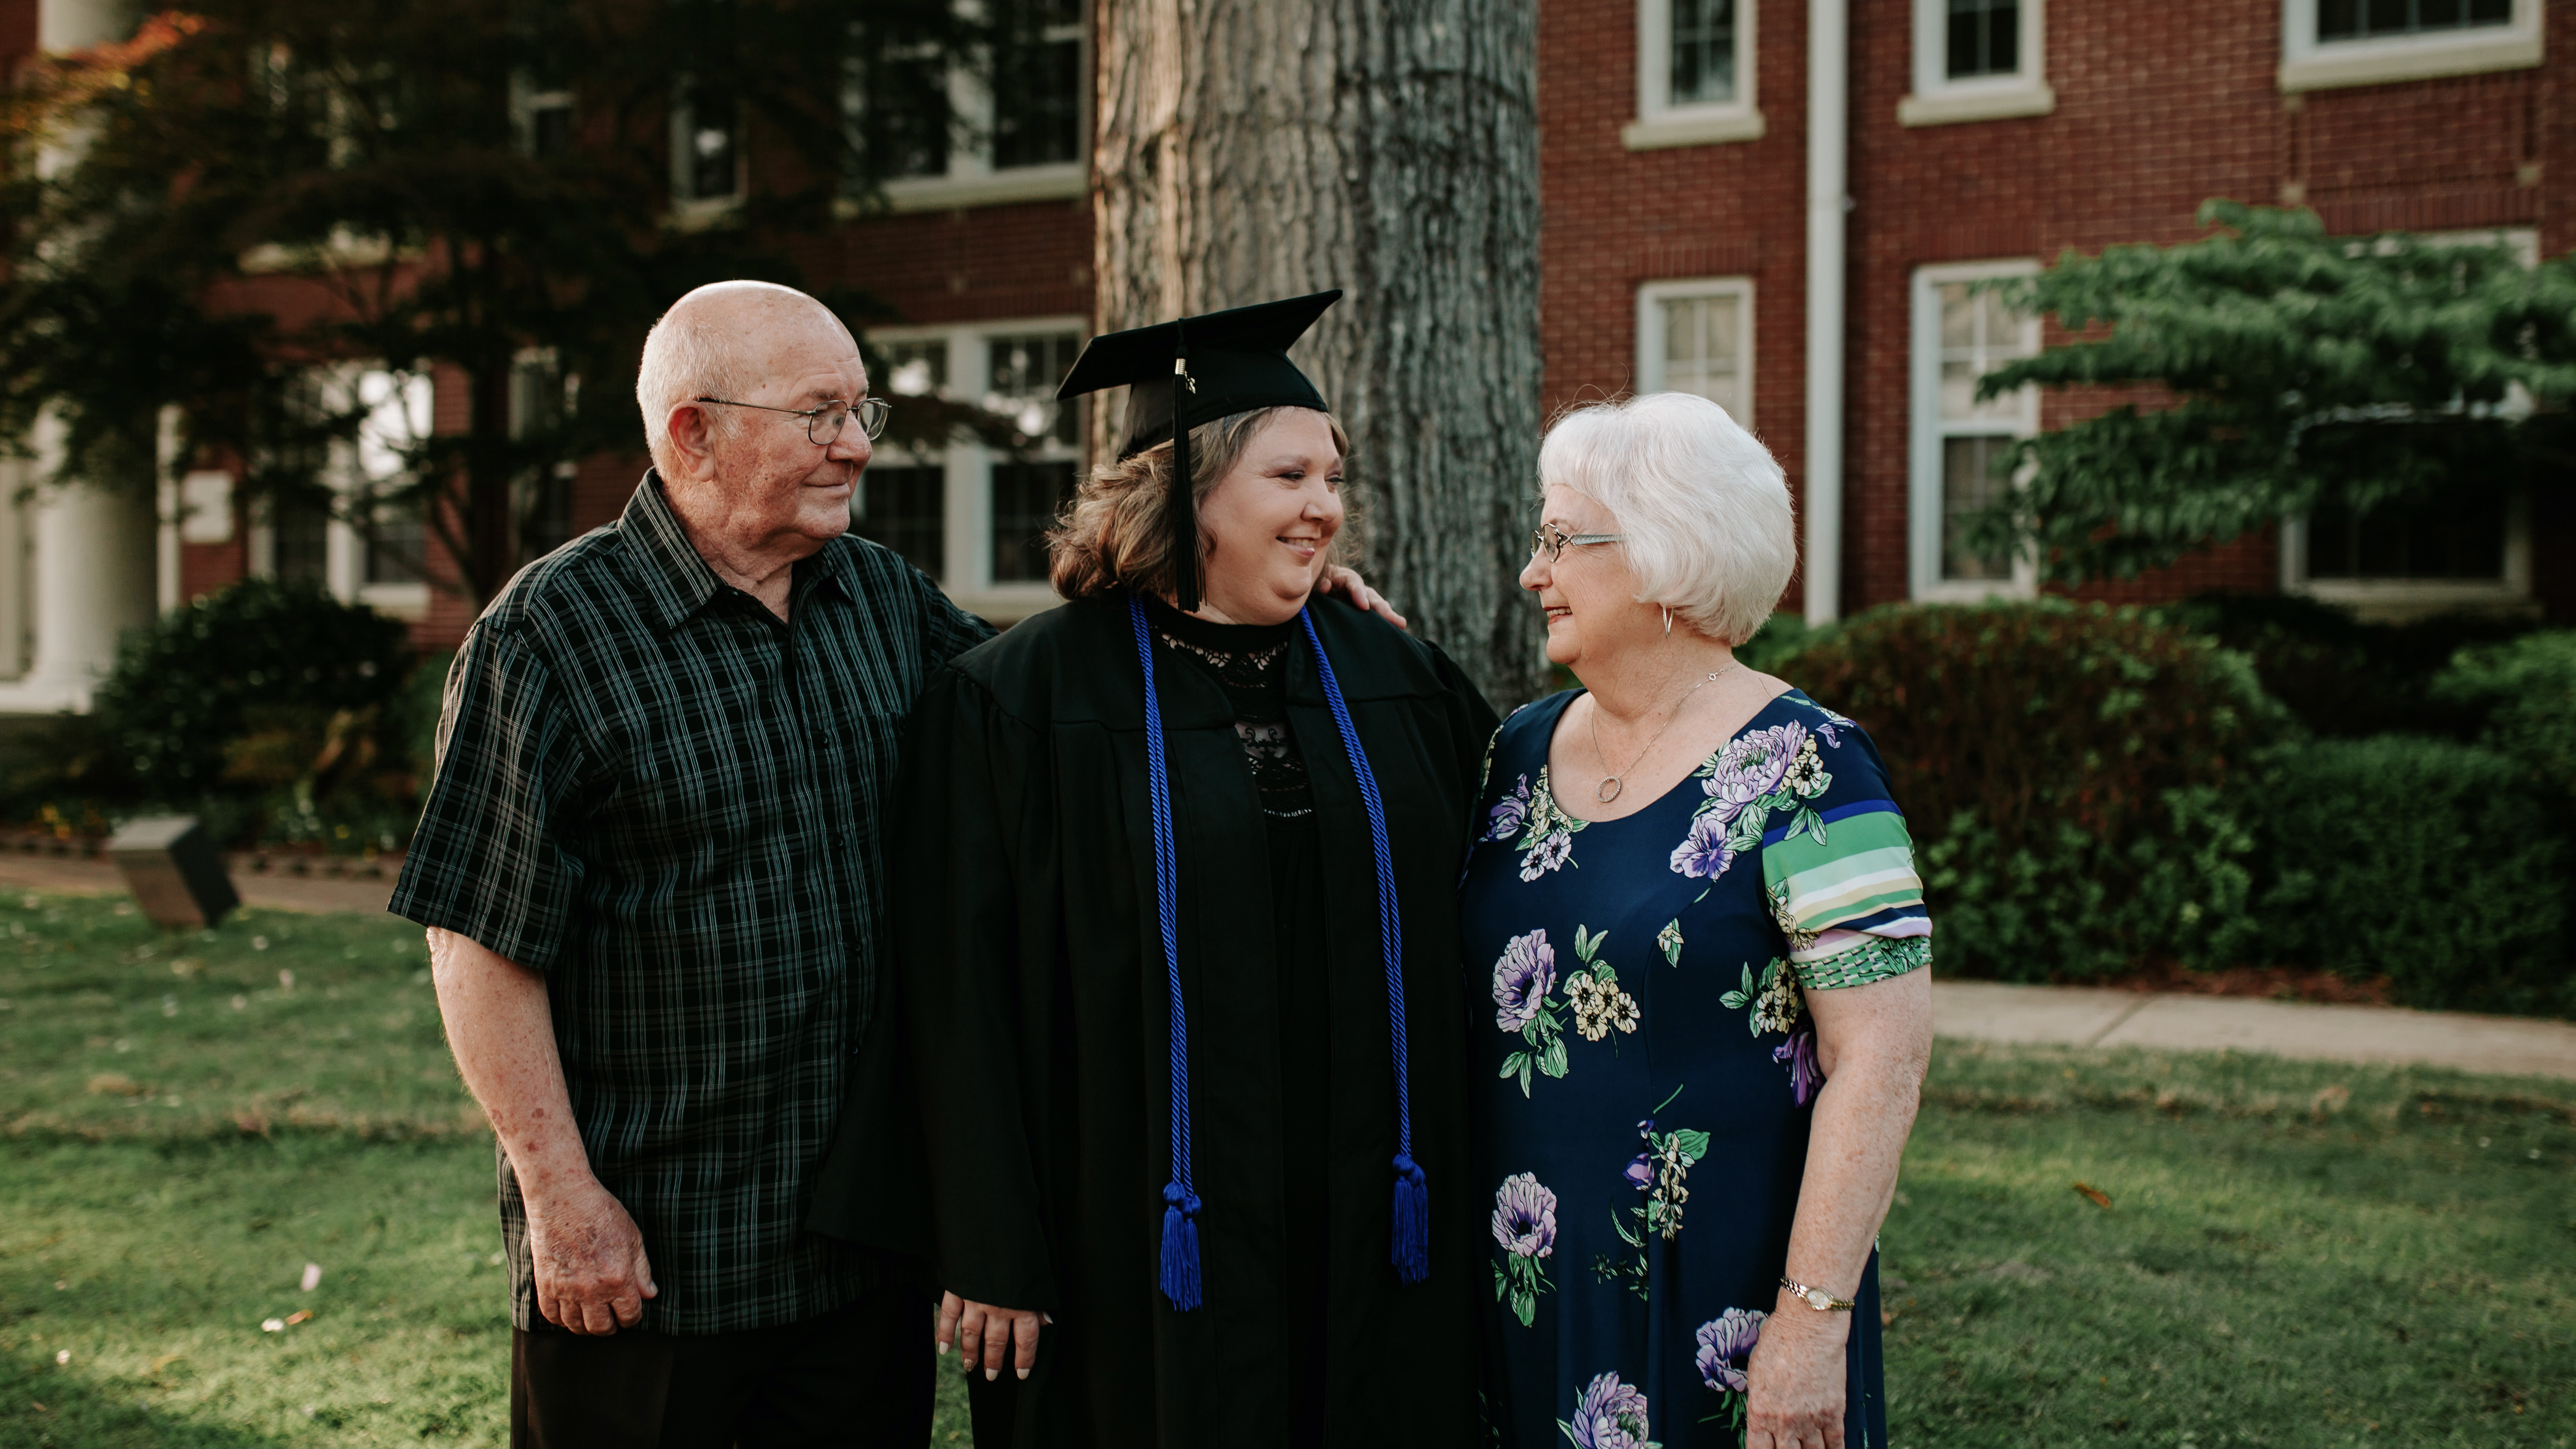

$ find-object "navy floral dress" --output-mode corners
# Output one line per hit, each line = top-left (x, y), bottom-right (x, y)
(1463, 689), (1933, 1449)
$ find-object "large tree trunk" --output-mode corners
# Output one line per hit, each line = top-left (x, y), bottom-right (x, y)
(1091, 0), (1548, 708)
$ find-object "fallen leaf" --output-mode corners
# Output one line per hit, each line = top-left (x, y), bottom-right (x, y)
(150, 1353), (185, 1372)
(284, 1309), (312, 1326)
(2073, 1181), (2113, 1209)
(53, 1350), (68, 1365)
(300, 1262), (322, 1292)
(86, 1073), (147, 1097)
(261, 1318), (286, 1332)
(31, 1401), (45, 1413)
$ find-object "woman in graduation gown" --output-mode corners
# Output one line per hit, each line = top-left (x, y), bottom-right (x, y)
(809, 292), (1500, 1448)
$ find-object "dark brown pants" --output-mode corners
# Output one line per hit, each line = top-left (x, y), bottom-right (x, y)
(510, 1284), (933, 1449)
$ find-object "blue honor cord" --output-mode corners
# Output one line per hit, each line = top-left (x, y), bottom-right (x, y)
(1128, 593), (1429, 1313)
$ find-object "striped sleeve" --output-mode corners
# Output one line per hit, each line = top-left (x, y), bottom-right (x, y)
(1761, 799), (1933, 988)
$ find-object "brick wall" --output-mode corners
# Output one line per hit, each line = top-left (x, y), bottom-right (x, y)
(1544, 0), (2572, 618)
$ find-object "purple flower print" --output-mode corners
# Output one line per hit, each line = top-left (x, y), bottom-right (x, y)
(1493, 930), (1558, 1033)
(1774, 1028), (1822, 1106)
(1668, 809), (1735, 880)
(1701, 721), (1809, 816)
(1695, 1308), (1768, 1394)
(1622, 1153), (1654, 1192)
(1487, 775), (1533, 843)
(1491, 1172), (1559, 1259)
(1561, 1371), (1654, 1449)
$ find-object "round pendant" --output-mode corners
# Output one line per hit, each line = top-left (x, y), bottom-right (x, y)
(1596, 776), (1623, 804)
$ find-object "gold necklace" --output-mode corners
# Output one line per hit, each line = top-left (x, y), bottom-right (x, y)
(1589, 662), (1741, 804)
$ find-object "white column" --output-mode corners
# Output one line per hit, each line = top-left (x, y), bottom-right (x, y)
(39, 0), (118, 49)
(0, 412), (161, 713)
(1803, 0), (1849, 627)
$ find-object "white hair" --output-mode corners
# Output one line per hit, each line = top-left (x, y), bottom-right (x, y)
(1538, 392), (1795, 646)
(633, 281), (843, 479)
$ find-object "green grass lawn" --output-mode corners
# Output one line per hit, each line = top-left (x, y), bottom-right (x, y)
(1, 889), (2569, 1447)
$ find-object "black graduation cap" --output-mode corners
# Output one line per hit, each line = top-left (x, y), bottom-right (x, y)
(1055, 290), (1342, 610)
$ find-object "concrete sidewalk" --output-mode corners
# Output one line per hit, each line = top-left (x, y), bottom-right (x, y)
(1934, 978), (2576, 1082)
(6, 851), (2572, 1081)
(0, 850), (395, 916)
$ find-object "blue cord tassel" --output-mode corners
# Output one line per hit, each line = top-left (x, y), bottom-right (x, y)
(1300, 608), (1429, 1287)
(1158, 1182), (1203, 1310)
(1390, 1153), (1429, 1283)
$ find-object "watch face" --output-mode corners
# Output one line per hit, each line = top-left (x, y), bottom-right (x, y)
(1805, 1287), (1832, 1309)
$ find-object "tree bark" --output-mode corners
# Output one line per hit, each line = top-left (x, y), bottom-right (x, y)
(1091, 0), (1547, 707)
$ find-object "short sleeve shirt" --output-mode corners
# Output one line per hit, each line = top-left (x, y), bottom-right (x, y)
(391, 473), (993, 1334)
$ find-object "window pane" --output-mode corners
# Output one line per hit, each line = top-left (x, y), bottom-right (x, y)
(858, 53), (949, 180)
(990, 460), (1076, 583)
(530, 103), (574, 161)
(1946, 0), (2019, 78)
(364, 498), (424, 585)
(1938, 283), (1974, 349)
(987, 333), (1083, 444)
(2306, 492), (2507, 581)
(2327, 0), (2508, 37)
(994, 34), (1082, 170)
(1659, 294), (1742, 419)
(856, 465), (946, 578)
(1940, 436), (2014, 581)
(272, 493), (331, 588)
(688, 91), (738, 200)
(1667, 0), (1736, 107)
(875, 339), (948, 398)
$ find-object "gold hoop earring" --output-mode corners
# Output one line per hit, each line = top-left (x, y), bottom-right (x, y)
(1662, 606), (1674, 638)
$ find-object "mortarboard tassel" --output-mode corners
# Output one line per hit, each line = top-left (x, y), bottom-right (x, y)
(1297, 609), (1430, 1285)
(1130, 593), (1203, 1311)
(1169, 318), (1200, 612)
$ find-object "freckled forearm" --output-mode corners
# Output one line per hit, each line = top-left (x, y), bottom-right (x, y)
(426, 927), (595, 1199)
(1783, 1031), (1928, 1295)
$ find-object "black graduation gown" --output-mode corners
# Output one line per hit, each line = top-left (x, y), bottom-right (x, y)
(809, 590), (1500, 1448)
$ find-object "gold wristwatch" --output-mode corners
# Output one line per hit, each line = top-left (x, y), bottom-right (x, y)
(1780, 1276), (1856, 1312)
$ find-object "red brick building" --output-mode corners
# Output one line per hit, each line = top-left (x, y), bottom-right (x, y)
(2, 0), (2564, 705)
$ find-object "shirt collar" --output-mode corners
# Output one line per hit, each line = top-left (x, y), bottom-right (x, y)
(617, 471), (857, 630)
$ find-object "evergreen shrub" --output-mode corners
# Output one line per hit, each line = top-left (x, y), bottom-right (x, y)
(1788, 599), (2275, 979)
(2249, 736), (2568, 1013)
(2433, 630), (2576, 810)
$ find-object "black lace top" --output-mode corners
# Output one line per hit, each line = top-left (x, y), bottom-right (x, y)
(1144, 597), (1316, 824)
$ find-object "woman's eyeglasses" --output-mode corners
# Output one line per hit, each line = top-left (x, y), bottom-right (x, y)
(693, 395), (893, 446)
(1530, 522), (1625, 562)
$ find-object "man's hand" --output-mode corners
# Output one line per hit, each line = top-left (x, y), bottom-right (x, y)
(524, 1175), (657, 1335)
(1318, 565), (1408, 630)
(937, 1291), (1048, 1381)
(1745, 1306), (1849, 1449)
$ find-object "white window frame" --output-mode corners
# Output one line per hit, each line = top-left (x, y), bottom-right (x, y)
(1899, 0), (2053, 127)
(1635, 277), (1756, 426)
(247, 365), (433, 619)
(1621, 0), (1765, 151)
(669, 85), (747, 227)
(1909, 259), (2041, 602)
(858, 316), (1087, 623)
(2279, 226), (2537, 615)
(859, 7), (1091, 213)
(2280, 0), (2541, 92)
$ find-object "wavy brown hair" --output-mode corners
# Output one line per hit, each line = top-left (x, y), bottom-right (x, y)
(1048, 406), (1352, 600)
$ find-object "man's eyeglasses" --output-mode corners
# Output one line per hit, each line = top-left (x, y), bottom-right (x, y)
(1530, 522), (1626, 562)
(693, 395), (892, 446)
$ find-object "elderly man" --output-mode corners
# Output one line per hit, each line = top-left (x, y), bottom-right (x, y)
(395, 280), (1398, 1448)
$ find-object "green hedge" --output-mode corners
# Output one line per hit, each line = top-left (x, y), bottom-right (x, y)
(2250, 736), (2568, 1013)
(1787, 599), (2274, 980)
(2434, 630), (2576, 811)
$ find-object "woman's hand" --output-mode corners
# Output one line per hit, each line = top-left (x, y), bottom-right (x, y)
(937, 1291), (1049, 1381)
(1317, 565), (1408, 629)
(1745, 1305), (1849, 1449)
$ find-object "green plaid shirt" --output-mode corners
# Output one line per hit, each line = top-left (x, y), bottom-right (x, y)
(391, 474), (992, 1334)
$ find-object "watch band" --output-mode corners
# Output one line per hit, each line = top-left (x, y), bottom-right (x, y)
(1779, 1275), (1856, 1312)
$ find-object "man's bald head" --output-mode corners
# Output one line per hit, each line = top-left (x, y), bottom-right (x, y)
(635, 282), (859, 479)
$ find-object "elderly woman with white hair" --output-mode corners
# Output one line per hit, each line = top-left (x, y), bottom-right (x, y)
(1464, 393), (1934, 1449)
